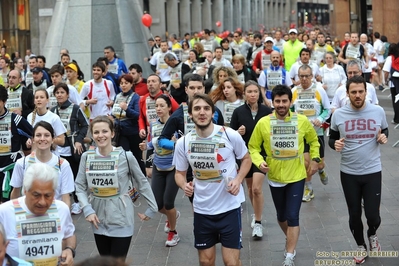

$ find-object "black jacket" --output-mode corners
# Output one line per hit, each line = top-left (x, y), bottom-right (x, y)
(230, 102), (272, 145)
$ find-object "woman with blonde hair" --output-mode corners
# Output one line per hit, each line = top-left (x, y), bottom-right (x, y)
(193, 42), (205, 57)
(209, 77), (244, 126)
(211, 66), (237, 92)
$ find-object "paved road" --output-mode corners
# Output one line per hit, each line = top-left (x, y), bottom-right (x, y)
(72, 89), (399, 266)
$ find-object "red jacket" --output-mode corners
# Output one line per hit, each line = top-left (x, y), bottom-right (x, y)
(252, 49), (283, 71)
(138, 91), (179, 133)
(134, 78), (149, 96)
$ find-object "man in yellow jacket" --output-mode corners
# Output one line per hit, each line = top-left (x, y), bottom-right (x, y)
(248, 84), (320, 266)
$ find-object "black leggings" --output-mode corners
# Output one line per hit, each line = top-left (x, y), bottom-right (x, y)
(151, 167), (179, 210)
(340, 171), (381, 246)
(94, 234), (132, 259)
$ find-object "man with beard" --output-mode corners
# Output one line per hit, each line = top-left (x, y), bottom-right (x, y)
(79, 62), (115, 120)
(249, 85), (319, 266)
(258, 50), (292, 105)
(174, 93), (251, 266)
(158, 74), (224, 203)
(129, 64), (148, 96)
(329, 76), (388, 264)
(291, 65), (330, 202)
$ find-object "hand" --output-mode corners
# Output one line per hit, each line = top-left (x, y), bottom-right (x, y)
(119, 102), (127, 110)
(307, 161), (319, 176)
(259, 162), (269, 173)
(312, 119), (322, 127)
(74, 142), (83, 155)
(86, 213), (100, 229)
(90, 98), (98, 105)
(237, 125), (246, 136)
(335, 137), (345, 152)
(322, 84), (328, 90)
(256, 69), (261, 75)
(59, 249), (74, 266)
(106, 100), (113, 107)
(26, 138), (32, 149)
(13, 109), (22, 115)
(183, 181), (194, 197)
(316, 75), (322, 82)
(171, 135), (177, 142)
(139, 129), (147, 139)
(156, 70), (160, 75)
(376, 128), (387, 144)
(139, 140), (147, 151)
(107, 115), (114, 122)
(137, 213), (150, 221)
(227, 178), (240, 196)
(172, 82), (180, 89)
(365, 63), (369, 69)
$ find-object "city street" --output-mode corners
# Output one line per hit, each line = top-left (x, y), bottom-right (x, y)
(72, 89), (399, 266)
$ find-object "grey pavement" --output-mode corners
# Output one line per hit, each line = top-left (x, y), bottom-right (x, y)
(72, 89), (399, 266)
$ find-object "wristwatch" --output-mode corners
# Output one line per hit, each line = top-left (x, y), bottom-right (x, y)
(64, 246), (76, 258)
(312, 157), (321, 163)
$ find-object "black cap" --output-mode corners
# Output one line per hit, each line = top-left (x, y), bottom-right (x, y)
(31, 67), (42, 73)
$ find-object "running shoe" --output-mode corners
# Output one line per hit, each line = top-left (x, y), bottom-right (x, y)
(283, 249), (296, 259)
(71, 202), (82, 215)
(302, 186), (314, 202)
(164, 210), (180, 233)
(282, 255), (295, 266)
(250, 214), (255, 228)
(165, 231), (180, 247)
(369, 234), (381, 252)
(319, 170), (329, 185)
(252, 223), (263, 239)
(353, 245), (367, 264)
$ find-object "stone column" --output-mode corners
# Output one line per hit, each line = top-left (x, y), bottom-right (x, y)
(258, 0), (264, 31)
(224, 0), (233, 32)
(212, 0), (224, 33)
(166, 0), (179, 36)
(179, 0), (191, 35)
(149, 0), (166, 38)
(191, 0), (202, 32)
(202, 0), (212, 30)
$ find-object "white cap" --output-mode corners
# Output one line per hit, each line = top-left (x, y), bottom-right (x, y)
(289, 29), (298, 34)
(264, 37), (275, 44)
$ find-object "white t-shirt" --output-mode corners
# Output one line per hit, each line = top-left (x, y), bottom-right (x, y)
(10, 153), (75, 199)
(319, 64), (347, 101)
(362, 42), (376, 73)
(331, 83), (379, 109)
(373, 39), (384, 63)
(0, 196), (75, 258)
(27, 110), (67, 138)
(289, 61), (320, 82)
(173, 125), (247, 215)
(382, 55), (394, 87)
(80, 79), (116, 119)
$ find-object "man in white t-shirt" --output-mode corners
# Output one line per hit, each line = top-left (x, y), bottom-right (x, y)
(373, 32), (386, 91)
(149, 41), (177, 86)
(173, 94), (251, 266)
(0, 163), (76, 266)
(80, 62), (115, 120)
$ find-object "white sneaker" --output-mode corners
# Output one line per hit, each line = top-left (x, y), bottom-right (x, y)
(353, 245), (367, 264)
(369, 234), (381, 252)
(250, 214), (255, 228)
(165, 231), (180, 247)
(283, 249), (296, 259)
(282, 255), (295, 266)
(252, 223), (263, 238)
(164, 211), (180, 233)
(71, 202), (82, 215)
